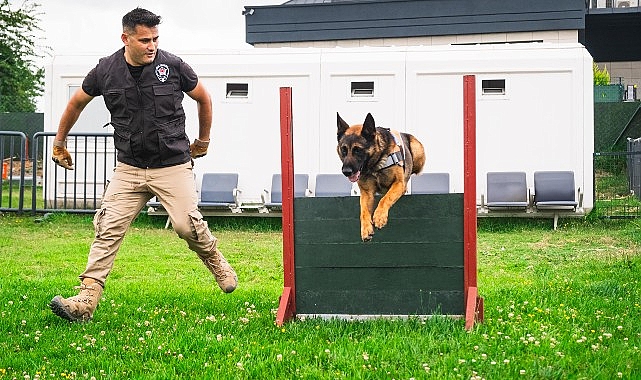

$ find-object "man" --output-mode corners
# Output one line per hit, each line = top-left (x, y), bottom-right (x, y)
(49, 7), (237, 322)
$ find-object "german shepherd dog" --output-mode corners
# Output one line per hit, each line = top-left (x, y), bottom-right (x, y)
(337, 113), (425, 241)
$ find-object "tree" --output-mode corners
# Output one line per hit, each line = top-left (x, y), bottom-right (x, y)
(593, 62), (610, 86)
(0, 0), (45, 112)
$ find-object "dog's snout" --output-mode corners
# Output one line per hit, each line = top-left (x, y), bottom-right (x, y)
(342, 167), (353, 177)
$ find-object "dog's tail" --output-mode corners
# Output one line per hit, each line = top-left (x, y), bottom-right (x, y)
(407, 134), (425, 175)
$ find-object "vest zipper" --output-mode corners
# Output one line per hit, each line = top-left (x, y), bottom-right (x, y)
(136, 81), (145, 159)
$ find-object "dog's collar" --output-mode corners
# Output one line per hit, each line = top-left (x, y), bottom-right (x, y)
(379, 129), (405, 170)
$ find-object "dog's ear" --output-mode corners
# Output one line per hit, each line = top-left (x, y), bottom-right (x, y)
(362, 113), (376, 141)
(337, 112), (350, 141)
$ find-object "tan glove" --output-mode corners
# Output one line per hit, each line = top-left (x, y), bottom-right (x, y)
(52, 140), (74, 170)
(189, 138), (209, 159)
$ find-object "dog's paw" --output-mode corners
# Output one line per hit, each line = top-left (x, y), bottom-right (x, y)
(361, 224), (374, 242)
(373, 209), (389, 229)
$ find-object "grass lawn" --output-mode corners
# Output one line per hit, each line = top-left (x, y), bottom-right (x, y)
(0, 213), (640, 379)
(1, 183), (43, 211)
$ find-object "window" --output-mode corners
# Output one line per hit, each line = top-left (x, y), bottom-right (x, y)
(481, 79), (506, 95)
(226, 83), (249, 98)
(350, 81), (374, 97)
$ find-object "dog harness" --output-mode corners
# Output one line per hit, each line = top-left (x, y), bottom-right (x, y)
(380, 129), (405, 170)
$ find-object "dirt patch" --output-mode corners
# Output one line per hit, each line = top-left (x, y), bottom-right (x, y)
(2, 158), (42, 177)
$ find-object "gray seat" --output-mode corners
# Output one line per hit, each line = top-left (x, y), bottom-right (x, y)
(314, 174), (353, 197)
(486, 171), (529, 209)
(146, 197), (162, 208)
(533, 171), (583, 230)
(533, 171), (579, 210)
(263, 173), (310, 208)
(198, 173), (240, 209)
(410, 173), (450, 194)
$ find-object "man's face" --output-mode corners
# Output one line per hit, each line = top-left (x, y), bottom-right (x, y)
(122, 25), (159, 66)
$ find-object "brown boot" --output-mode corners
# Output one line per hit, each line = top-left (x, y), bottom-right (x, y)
(199, 248), (238, 293)
(49, 278), (104, 322)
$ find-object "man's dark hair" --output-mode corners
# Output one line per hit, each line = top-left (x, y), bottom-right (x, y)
(122, 8), (161, 33)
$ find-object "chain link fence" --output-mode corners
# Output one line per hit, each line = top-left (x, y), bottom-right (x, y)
(593, 68), (641, 218)
(594, 149), (641, 219)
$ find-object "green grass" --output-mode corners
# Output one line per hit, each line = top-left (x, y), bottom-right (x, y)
(1, 214), (640, 379)
(1, 183), (44, 211)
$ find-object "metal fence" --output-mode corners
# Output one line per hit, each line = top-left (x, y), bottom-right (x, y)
(5, 129), (641, 219)
(593, 148), (641, 218)
(0, 131), (115, 214)
(0, 131), (29, 212)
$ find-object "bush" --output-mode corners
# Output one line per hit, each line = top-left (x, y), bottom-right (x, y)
(593, 63), (611, 86)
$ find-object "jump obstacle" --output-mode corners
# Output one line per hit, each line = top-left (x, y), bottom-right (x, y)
(276, 75), (484, 330)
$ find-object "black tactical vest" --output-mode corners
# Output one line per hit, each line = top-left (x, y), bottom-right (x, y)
(91, 48), (192, 168)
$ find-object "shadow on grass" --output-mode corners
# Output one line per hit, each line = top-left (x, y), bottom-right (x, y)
(140, 213), (282, 232)
(27, 211), (282, 232)
(477, 217), (560, 233)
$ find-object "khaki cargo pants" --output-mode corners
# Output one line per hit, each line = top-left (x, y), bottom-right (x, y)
(80, 161), (217, 287)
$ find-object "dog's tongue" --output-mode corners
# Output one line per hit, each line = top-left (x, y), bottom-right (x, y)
(348, 171), (360, 183)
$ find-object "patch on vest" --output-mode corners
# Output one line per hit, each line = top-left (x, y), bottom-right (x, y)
(155, 64), (170, 82)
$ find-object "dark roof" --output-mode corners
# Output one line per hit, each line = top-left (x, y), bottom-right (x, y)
(582, 9), (641, 61)
(245, 0), (585, 45)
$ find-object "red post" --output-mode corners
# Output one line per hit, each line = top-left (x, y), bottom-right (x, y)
(276, 87), (296, 326)
(463, 75), (483, 330)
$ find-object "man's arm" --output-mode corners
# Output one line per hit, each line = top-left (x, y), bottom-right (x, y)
(186, 80), (213, 158)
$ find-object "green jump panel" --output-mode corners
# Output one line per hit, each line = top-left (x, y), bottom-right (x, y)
(294, 193), (465, 316)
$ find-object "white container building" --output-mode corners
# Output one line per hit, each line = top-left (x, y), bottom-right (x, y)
(44, 43), (594, 213)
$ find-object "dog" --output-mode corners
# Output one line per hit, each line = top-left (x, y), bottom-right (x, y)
(337, 112), (425, 241)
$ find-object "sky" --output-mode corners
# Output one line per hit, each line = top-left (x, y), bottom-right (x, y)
(33, 0), (282, 56)
(8, 0), (282, 110)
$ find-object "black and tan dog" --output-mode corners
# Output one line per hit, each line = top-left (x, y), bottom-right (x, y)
(337, 112), (425, 241)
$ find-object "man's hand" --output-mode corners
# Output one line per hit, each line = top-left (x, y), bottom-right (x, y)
(52, 141), (74, 170)
(190, 138), (209, 159)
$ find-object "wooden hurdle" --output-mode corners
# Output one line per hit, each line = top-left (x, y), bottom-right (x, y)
(276, 75), (484, 329)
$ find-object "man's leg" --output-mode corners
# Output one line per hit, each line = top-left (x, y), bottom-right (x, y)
(149, 162), (237, 293)
(50, 163), (151, 321)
